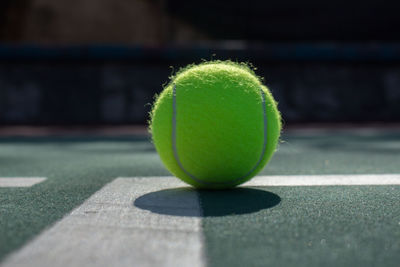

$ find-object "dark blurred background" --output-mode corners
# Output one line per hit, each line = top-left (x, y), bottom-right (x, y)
(1, 0), (400, 125)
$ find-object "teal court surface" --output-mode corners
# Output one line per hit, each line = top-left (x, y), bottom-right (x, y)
(0, 127), (399, 267)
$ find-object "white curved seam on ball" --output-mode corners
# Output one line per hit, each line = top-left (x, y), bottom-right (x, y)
(172, 83), (268, 185)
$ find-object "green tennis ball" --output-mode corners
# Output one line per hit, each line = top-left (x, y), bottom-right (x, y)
(150, 61), (281, 189)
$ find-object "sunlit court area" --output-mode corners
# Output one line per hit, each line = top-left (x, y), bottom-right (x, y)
(0, 1), (400, 267)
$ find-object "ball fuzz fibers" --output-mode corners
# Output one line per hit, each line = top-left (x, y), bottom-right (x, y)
(150, 61), (281, 189)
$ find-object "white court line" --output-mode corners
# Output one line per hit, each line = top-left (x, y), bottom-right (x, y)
(1, 177), (205, 267)
(2, 174), (400, 267)
(0, 177), (47, 188)
(246, 174), (400, 186)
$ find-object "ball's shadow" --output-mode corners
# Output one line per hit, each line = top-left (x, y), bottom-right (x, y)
(134, 187), (281, 217)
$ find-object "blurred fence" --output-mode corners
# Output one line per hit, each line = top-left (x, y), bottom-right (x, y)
(1, 43), (400, 125)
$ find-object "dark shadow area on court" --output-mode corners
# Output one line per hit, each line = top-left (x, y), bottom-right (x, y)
(134, 187), (281, 217)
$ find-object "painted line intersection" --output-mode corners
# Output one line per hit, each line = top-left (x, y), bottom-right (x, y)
(1, 174), (400, 267)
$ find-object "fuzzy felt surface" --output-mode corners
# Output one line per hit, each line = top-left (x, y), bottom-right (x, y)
(150, 61), (281, 188)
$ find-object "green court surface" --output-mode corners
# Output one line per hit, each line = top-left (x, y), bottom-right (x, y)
(0, 129), (399, 266)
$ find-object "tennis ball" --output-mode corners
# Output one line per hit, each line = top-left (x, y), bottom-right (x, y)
(150, 61), (281, 189)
